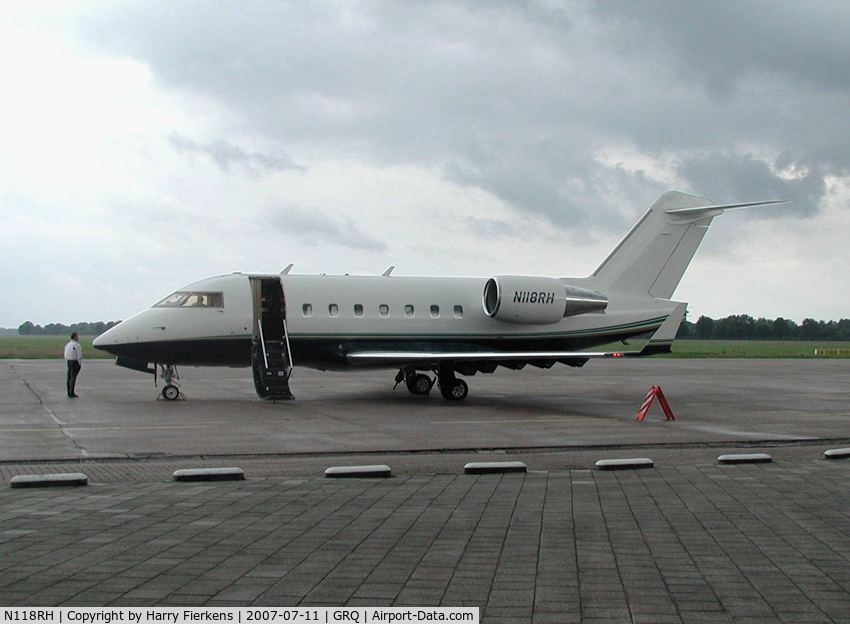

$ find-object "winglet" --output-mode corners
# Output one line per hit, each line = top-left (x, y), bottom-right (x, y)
(640, 303), (687, 356)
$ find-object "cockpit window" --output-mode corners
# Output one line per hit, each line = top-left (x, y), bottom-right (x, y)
(154, 292), (224, 308)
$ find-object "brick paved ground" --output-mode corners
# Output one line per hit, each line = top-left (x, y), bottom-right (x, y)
(2, 458), (850, 624)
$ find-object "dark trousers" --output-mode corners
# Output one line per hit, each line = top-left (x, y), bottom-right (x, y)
(66, 360), (81, 397)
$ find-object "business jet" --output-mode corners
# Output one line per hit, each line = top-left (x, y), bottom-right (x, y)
(93, 191), (785, 401)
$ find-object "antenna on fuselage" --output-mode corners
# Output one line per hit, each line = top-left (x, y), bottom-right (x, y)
(382, 266), (395, 277)
(281, 264), (294, 275)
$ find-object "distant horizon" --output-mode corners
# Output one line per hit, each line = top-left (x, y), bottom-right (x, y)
(4, 312), (850, 336)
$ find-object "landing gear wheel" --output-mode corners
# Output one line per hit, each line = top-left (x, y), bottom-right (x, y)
(406, 373), (432, 396)
(440, 379), (468, 401)
(162, 385), (180, 401)
(157, 364), (183, 401)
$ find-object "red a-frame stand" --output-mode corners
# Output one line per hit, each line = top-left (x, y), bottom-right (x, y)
(636, 385), (675, 421)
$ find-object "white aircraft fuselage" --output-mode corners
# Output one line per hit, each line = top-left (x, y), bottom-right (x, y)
(93, 272), (668, 369)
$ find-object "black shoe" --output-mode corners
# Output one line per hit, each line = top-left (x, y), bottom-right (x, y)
(70, 394), (79, 398)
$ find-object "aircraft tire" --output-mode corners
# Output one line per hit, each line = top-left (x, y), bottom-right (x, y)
(406, 374), (432, 396)
(441, 379), (468, 401)
(162, 385), (180, 401)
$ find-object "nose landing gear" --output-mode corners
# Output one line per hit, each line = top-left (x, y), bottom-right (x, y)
(158, 364), (185, 401)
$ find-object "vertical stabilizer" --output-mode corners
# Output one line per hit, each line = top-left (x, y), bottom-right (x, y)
(591, 191), (721, 299)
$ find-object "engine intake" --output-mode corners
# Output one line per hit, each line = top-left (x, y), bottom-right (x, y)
(483, 275), (607, 325)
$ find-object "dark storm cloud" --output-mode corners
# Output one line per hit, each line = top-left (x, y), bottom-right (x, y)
(78, 0), (850, 226)
(677, 153), (825, 217)
(443, 158), (588, 228)
(77, 0), (626, 227)
(591, 0), (850, 212)
(168, 133), (306, 175)
(592, 0), (850, 96)
(444, 153), (667, 232)
(267, 203), (388, 252)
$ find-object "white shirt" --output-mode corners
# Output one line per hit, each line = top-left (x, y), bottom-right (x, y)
(64, 340), (82, 362)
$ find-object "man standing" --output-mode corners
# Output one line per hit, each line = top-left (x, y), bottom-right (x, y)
(64, 332), (82, 398)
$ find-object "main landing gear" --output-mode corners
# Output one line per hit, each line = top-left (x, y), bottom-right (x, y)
(395, 365), (469, 401)
(158, 364), (185, 401)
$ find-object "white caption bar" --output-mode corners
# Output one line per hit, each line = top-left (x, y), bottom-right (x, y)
(0, 608), (479, 624)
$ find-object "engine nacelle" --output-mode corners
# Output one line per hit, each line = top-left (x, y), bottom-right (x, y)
(483, 275), (608, 325)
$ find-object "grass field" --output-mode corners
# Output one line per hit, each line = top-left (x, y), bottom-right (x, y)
(2, 335), (850, 359)
(0, 335), (115, 359)
(595, 339), (850, 358)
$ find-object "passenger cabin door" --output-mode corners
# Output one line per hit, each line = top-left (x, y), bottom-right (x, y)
(249, 276), (294, 401)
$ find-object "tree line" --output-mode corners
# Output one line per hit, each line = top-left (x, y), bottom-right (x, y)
(677, 315), (850, 341)
(18, 321), (122, 336)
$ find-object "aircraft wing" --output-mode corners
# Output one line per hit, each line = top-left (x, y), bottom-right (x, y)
(347, 303), (686, 367)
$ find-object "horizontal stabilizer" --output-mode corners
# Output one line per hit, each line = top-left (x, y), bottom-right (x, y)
(665, 199), (789, 216)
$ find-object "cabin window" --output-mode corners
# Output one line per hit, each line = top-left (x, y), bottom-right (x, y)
(430, 305), (440, 318)
(154, 292), (224, 308)
(379, 304), (389, 318)
(302, 304), (313, 317)
(354, 304), (364, 317)
(329, 304), (339, 317)
(454, 305), (464, 318)
(404, 304), (414, 318)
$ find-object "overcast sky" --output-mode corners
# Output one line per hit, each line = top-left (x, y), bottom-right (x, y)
(2, 0), (849, 328)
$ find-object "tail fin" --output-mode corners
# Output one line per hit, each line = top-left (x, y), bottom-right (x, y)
(591, 191), (787, 298)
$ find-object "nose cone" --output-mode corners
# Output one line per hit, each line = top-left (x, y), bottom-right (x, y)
(92, 320), (130, 354)
(91, 311), (169, 364)
(92, 324), (118, 349)
(92, 310), (156, 356)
